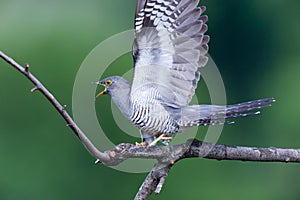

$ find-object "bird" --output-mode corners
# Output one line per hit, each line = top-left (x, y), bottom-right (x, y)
(95, 0), (275, 147)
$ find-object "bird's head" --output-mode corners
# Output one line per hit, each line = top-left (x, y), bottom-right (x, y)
(94, 76), (130, 98)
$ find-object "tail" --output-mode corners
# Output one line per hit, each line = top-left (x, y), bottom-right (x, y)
(180, 98), (275, 127)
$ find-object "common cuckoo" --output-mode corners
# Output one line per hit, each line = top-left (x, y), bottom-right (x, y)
(95, 0), (274, 146)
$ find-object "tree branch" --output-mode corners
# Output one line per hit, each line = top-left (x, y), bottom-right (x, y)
(0, 51), (110, 163)
(1, 51), (300, 199)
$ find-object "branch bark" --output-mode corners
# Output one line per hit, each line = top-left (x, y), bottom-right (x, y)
(1, 51), (300, 200)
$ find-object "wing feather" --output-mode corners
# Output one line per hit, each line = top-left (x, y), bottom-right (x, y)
(131, 0), (209, 106)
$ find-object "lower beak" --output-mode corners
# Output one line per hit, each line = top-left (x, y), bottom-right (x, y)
(96, 87), (107, 98)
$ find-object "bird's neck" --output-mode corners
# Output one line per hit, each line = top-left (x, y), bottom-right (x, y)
(110, 85), (131, 119)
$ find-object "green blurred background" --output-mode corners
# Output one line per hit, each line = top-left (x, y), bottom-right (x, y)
(1, 0), (300, 199)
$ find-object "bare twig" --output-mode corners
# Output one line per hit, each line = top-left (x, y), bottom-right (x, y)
(1, 51), (300, 200)
(154, 175), (166, 194)
(0, 51), (110, 163)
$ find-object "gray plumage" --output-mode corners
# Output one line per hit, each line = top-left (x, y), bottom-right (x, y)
(96, 0), (274, 145)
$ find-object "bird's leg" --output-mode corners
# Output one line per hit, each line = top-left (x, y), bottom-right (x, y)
(147, 134), (172, 148)
(136, 132), (157, 146)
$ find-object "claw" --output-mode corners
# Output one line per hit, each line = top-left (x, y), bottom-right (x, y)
(135, 141), (147, 146)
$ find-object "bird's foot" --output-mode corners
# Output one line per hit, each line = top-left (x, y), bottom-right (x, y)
(147, 134), (172, 148)
(135, 141), (147, 146)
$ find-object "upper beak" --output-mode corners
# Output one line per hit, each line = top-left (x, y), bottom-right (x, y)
(93, 81), (107, 98)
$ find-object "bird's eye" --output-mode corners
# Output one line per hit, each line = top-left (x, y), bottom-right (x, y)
(105, 80), (112, 86)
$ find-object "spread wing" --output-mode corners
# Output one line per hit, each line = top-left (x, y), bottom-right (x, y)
(131, 0), (209, 106)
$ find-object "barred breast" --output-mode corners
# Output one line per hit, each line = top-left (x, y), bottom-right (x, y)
(130, 86), (179, 136)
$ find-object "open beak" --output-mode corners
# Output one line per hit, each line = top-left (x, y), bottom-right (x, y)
(96, 88), (107, 98)
(93, 81), (107, 98)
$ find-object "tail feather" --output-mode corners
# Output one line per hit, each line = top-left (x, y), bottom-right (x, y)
(179, 98), (275, 127)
